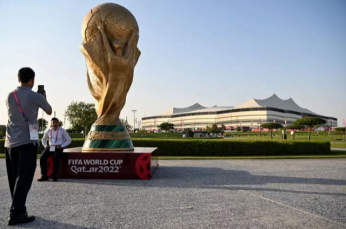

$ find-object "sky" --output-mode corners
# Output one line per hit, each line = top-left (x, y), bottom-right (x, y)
(0, 0), (345, 128)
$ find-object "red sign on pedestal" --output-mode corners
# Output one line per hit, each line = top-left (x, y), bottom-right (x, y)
(57, 147), (158, 180)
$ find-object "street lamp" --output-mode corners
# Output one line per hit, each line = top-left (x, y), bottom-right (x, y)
(132, 110), (137, 132)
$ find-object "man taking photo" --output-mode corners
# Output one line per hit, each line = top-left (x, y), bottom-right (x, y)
(5, 67), (52, 226)
(38, 117), (71, 182)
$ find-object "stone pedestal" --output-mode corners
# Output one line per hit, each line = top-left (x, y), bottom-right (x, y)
(51, 147), (158, 180)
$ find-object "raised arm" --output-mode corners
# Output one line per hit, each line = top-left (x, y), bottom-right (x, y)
(38, 92), (52, 115)
(97, 21), (115, 63)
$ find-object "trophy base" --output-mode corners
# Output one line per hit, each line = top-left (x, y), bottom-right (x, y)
(83, 124), (134, 152)
(82, 147), (134, 152)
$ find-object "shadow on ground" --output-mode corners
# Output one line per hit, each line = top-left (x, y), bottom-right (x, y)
(8, 217), (98, 229)
(61, 166), (346, 196)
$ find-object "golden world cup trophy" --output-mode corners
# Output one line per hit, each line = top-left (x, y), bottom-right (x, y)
(80, 3), (140, 152)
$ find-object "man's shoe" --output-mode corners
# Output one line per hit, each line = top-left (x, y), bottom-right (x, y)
(37, 176), (49, 182)
(8, 214), (35, 226)
(53, 175), (58, 182)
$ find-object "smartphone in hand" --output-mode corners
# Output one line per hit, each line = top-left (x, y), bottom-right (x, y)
(37, 85), (45, 95)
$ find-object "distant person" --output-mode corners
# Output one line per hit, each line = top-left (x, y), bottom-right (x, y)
(38, 117), (71, 182)
(291, 130), (295, 139)
(5, 67), (52, 226)
(282, 129), (286, 139)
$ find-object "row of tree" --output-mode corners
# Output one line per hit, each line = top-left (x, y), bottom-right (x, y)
(258, 117), (326, 140)
(156, 117), (328, 141)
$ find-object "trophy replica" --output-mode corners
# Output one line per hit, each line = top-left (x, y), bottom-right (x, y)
(80, 3), (140, 152)
(54, 3), (157, 180)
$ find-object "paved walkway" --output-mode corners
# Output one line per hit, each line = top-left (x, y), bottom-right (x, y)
(0, 159), (345, 229)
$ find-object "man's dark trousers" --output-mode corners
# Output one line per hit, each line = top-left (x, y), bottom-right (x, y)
(40, 147), (63, 176)
(5, 143), (37, 217)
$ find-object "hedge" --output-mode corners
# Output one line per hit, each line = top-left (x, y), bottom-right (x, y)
(0, 139), (329, 156)
(131, 139), (330, 156)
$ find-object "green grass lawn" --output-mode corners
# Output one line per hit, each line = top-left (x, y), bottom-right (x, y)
(130, 131), (345, 141)
(331, 144), (346, 148)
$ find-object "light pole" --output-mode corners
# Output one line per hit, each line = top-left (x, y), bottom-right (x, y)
(132, 110), (137, 132)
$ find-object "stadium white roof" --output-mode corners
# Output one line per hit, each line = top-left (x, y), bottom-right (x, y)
(160, 94), (316, 116)
(234, 94), (316, 114)
(161, 103), (233, 115)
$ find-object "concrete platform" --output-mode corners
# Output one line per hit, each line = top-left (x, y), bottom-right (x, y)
(0, 159), (345, 228)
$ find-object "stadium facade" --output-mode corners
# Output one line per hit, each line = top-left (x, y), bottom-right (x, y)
(141, 94), (337, 130)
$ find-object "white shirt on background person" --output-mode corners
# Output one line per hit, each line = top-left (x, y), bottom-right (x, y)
(41, 127), (72, 149)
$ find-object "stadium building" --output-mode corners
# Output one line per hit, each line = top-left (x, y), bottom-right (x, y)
(141, 94), (337, 131)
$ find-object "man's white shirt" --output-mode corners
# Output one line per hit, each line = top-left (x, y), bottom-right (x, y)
(41, 127), (72, 149)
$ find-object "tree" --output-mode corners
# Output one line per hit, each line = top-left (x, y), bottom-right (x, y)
(261, 123), (283, 139)
(157, 122), (174, 132)
(293, 117), (326, 140)
(335, 127), (345, 141)
(184, 128), (194, 137)
(137, 128), (148, 134)
(285, 124), (304, 130)
(335, 127), (345, 132)
(120, 118), (132, 131)
(37, 118), (48, 132)
(70, 124), (84, 131)
(59, 121), (63, 127)
(285, 124), (303, 139)
(206, 123), (221, 133)
(65, 101), (97, 137)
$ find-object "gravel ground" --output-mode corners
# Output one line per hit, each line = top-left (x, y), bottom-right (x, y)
(0, 159), (345, 229)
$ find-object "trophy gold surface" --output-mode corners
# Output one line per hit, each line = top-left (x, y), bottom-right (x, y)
(80, 3), (140, 152)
